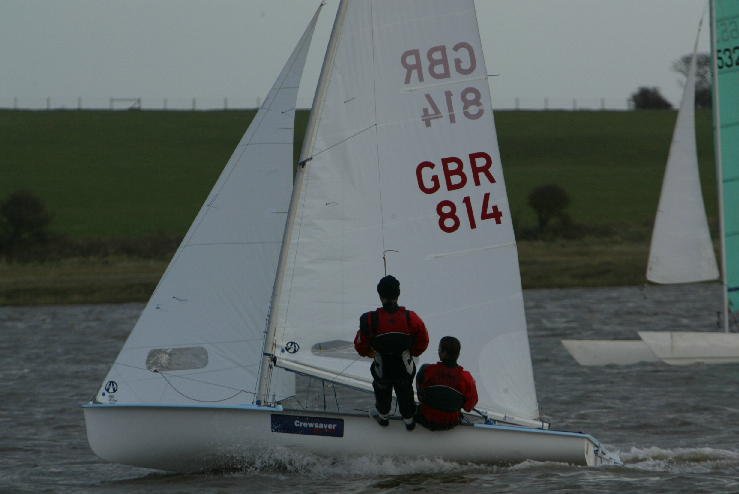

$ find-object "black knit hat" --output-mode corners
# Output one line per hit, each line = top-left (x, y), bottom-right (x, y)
(376, 275), (400, 299)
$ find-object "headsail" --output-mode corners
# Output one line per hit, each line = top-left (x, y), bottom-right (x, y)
(94, 7), (322, 405)
(269, 0), (540, 423)
(647, 16), (719, 284)
(713, 0), (739, 325)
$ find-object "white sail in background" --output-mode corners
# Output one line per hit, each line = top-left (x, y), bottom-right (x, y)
(271, 0), (540, 422)
(647, 34), (719, 284)
(95, 9), (321, 405)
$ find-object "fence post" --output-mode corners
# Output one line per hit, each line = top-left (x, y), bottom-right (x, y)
(192, 98), (196, 110)
(13, 97), (17, 110)
(46, 97), (51, 110)
(224, 97), (228, 110)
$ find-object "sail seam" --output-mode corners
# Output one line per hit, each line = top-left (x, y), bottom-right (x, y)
(401, 75), (488, 92)
(425, 241), (516, 260)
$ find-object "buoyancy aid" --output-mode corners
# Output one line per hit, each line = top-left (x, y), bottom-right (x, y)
(362, 307), (415, 379)
(417, 362), (477, 427)
(420, 366), (465, 412)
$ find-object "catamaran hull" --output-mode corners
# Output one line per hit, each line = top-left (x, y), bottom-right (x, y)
(83, 404), (615, 471)
(562, 332), (739, 366)
(638, 331), (739, 365)
(561, 339), (659, 366)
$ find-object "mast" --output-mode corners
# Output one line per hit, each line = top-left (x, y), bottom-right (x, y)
(257, 0), (349, 404)
(710, 0), (730, 332)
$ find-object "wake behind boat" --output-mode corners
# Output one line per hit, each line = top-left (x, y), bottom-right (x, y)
(84, 0), (618, 469)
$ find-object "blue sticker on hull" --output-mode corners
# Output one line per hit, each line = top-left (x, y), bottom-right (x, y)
(271, 414), (344, 437)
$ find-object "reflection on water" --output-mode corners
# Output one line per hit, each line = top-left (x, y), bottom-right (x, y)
(1, 283), (738, 493)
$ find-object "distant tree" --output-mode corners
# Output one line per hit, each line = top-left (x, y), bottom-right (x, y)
(630, 87), (673, 110)
(672, 53), (712, 109)
(0, 190), (52, 260)
(528, 184), (570, 231)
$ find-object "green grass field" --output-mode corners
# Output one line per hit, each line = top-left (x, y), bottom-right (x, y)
(0, 109), (719, 304)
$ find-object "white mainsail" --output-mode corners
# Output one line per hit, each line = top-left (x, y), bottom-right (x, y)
(269, 0), (540, 423)
(95, 9), (321, 405)
(647, 20), (719, 284)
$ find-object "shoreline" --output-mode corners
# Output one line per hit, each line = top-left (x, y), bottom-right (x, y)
(0, 239), (657, 306)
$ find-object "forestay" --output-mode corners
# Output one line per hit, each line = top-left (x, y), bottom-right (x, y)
(94, 9), (321, 405)
(647, 22), (719, 284)
(271, 0), (540, 423)
(714, 0), (739, 317)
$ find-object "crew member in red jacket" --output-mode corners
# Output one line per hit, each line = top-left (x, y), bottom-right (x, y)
(354, 275), (429, 430)
(415, 336), (478, 430)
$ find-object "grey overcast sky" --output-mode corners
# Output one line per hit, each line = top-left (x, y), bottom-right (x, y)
(0, 0), (710, 110)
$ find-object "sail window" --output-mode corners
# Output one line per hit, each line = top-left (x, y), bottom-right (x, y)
(310, 340), (355, 360)
(146, 347), (208, 372)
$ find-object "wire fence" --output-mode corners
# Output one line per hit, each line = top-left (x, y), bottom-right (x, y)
(0, 95), (636, 111)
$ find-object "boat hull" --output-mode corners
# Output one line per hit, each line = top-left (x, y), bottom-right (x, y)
(639, 331), (739, 365)
(83, 403), (614, 471)
(562, 339), (659, 366)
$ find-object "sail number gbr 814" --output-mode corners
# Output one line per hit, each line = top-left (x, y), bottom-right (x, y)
(403, 41), (502, 234)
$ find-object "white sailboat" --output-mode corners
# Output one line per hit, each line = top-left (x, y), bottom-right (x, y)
(563, 3), (739, 366)
(84, 1), (618, 470)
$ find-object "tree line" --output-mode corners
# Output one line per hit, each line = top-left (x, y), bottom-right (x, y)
(630, 53), (712, 110)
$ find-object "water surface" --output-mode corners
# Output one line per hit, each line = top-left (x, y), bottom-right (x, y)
(1, 284), (737, 493)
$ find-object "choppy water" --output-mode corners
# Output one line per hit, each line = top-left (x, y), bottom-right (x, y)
(2, 284), (738, 493)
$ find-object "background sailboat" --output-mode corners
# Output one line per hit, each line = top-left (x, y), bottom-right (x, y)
(564, 2), (739, 366)
(85, 1), (617, 470)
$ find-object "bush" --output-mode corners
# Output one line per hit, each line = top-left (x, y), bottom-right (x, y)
(630, 87), (673, 110)
(528, 184), (570, 231)
(0, 190), (53, 261)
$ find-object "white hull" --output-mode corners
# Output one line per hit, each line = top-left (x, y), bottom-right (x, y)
(561, 339), (659, 366)
(562, 332), (739, 366)
(638, 331), (739, 365)
(83, 404), (616, 471)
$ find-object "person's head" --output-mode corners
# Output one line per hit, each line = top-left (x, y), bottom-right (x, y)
(376, 275), (400, 303)
(438, 336), (461, 364)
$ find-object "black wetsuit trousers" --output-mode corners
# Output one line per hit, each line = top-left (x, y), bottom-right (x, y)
(371, 359), (416, 419)
(373, 376), (415, 419)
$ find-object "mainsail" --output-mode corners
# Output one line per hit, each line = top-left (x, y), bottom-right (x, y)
(94, 8), (321, 405)
(713, 0), (739, 326)
(268, 0), (540, 423)
(647, 17), (719, 284)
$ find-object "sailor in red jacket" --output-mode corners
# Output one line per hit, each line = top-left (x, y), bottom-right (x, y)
(415, 336), (478, 430)
(354, 275), (429, 430)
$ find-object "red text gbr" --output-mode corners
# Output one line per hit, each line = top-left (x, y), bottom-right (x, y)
(415, 152), (503, 234)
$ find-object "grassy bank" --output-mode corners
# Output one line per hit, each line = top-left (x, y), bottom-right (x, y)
(0, 109), (718, 304)
(0, 239), (651, 305)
